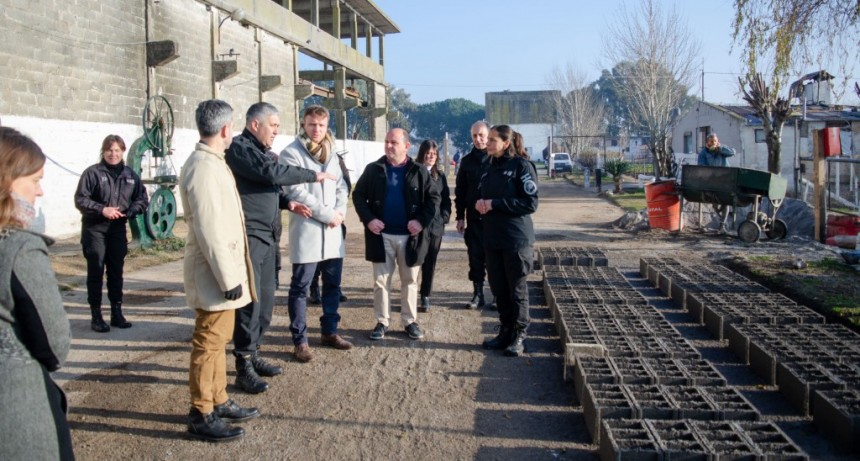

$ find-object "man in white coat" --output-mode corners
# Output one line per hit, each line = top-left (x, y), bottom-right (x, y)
(180, 99), (259, 442)
(280, 105), (352, 362)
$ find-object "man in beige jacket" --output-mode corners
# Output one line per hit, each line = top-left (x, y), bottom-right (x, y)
(179, 99), (259, 442)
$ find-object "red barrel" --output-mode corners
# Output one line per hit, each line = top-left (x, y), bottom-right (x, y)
(823, 127), (842, 157)
(645, 180), (680, 231)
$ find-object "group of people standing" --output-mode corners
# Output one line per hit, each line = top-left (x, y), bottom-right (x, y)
(0, 103), (540, 454)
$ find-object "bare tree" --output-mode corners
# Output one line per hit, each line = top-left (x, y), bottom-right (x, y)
(547, 64), (607, 161)
(603, 0), (701, 178)
(739, 73), (792, 173)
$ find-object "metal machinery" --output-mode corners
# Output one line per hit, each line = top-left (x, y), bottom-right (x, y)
(126, 96), (177, 248)
(679, 165), (789, 243)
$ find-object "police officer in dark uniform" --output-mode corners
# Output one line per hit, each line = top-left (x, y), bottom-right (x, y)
(225, 102), (331, 394)
(455, 121), (492, 309)
(476, 125), (538, 357)
(75, 135), (149, 332)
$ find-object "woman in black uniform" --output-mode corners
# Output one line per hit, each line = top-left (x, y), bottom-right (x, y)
(415, 139), (451, 312)
(475, 125), (538, 357)
(74, 135), (148, 332)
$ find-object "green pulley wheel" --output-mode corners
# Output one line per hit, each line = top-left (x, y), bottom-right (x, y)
(145, 187), (177, 240)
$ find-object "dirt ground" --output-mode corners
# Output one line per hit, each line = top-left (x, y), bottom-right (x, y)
(52, 178), (854, 460)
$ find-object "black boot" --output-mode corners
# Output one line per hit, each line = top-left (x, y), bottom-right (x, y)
(187, 407), (244, 442)
(419, 295), (430, 313)
(482, 325), (513, 350)
(213, 399), (260, 423)
(109, 302), (132, 329)
(308, 284), (321, 304)
(466, 282), (485, 309)
(504, 328), (527, 357)
(235, 354), (269, 394)
(90, 305), (110, 333)
(251, 352), (283, 377)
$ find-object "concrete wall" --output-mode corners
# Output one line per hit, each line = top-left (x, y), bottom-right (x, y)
(0, 0), (385, 237)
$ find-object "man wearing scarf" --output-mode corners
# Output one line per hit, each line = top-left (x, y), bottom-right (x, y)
(279, 105), (352, 362)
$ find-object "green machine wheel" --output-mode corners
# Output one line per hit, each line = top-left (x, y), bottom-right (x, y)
(128, 95), (177, 248)
(145, 187), (177, 241)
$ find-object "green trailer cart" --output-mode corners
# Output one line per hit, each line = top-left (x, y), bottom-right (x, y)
(679, 165), (788, 243)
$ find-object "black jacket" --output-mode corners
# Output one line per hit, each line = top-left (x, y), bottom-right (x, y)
(74, 161), (149, 226)
(454, 146), (488, 223)
(352, 156), (440, 265)
(428, 172), (451, 237)
(225, 129), (317, 241)
(478, 155), (539, 250)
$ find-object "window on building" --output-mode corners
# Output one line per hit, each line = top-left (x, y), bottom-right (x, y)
(755, 129), (765, 143)
(799, 121), (808, 138)
(683, 133), (693, 153)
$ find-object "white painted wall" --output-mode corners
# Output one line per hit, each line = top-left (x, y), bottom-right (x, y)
(510, 123), (554, 161)
(4, 116), (383, 238)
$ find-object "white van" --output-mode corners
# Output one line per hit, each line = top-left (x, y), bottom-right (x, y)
(548, 152), (573, 178)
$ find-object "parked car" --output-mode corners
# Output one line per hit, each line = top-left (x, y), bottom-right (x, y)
(548, 152), (573, 178)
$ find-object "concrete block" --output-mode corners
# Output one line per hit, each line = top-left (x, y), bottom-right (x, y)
(688, 421), (759, 460)
(625, 385), (678, 420)
(645, 420), (711, 461)
(776, 361), (843, 416)
(702, 387), (760, 421)
(599, 419), (661, 461)
(734, 421), (809, 460)
(582, 384), (636, 444)
(663, 386), (719, 420)
(573, 356), (617, 403)
(812, 389), (860, 455)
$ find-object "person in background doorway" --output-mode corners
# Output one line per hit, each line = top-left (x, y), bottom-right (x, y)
(697, 133), (735, 167)
(74, 134), (149, 333)
(180, 99), (260, 442)
(415, 139), (451, 312)
(455, 121), (494, 309)
(476, 126), (538, 357)
(353, 128), (439, 341)
(0, 126), (74, 460)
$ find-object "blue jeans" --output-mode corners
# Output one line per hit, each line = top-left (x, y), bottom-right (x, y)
(287, 258), (344, 345)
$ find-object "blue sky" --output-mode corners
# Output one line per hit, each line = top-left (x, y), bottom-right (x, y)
(368, 0), (761, 106)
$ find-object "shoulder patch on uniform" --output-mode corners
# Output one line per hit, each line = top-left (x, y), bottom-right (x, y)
(523, 178), (538, 195)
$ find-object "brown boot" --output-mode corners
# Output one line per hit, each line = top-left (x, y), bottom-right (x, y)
(294, 343), (313, 362)
(321, 334), (353, 350)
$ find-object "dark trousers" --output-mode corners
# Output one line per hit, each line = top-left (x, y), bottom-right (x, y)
(485, 246), (533, 330)
(81, 223), (128, 308)
(464, 219), (486, 283)
(419, 232), (443, 297)
(288, 258), (344, 345)
(233, 235), (276, 356)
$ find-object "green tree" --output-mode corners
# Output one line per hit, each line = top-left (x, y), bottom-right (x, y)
(409, 98), (485, 153)
(387, 85), (416, 132)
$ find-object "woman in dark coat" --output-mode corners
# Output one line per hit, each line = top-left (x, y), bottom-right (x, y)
(475, 125), (538, 357)
(0, 126), (74, 460)
(74, 135), (148, 332)
(415, 139), (451, 312)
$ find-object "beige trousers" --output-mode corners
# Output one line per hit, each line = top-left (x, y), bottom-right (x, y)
(189, 309), (234, 414)
(373, 233), (420, 328)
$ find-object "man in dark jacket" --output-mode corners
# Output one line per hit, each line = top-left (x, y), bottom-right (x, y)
(455, 120), (493, 309)
(353, 128), (440, 341)
(225, 102), (332, 394)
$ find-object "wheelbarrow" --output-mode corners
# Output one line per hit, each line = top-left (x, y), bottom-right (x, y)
(678, 165), (788, 243)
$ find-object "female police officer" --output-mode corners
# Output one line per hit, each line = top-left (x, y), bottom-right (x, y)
(75, 135), (148, 332)
(475, 125), (538, 357)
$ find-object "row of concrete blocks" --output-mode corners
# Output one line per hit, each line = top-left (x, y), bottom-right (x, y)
(582, 383), (761, 445)
(599, 419), (808, 461)
(640, 257), (860, 454)
(572, 356), (728, 403)
(544, 264), (629, 281)
(537, 247), (610, 267)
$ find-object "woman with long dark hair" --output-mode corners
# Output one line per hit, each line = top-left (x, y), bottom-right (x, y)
(0, 126), (75, 460)
(475, 125), (538, 357)
(74, 135), (148, 332)
(415, 139), (451, 312)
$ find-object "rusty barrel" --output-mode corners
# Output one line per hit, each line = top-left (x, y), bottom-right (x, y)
(645, 179), (680, 231)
